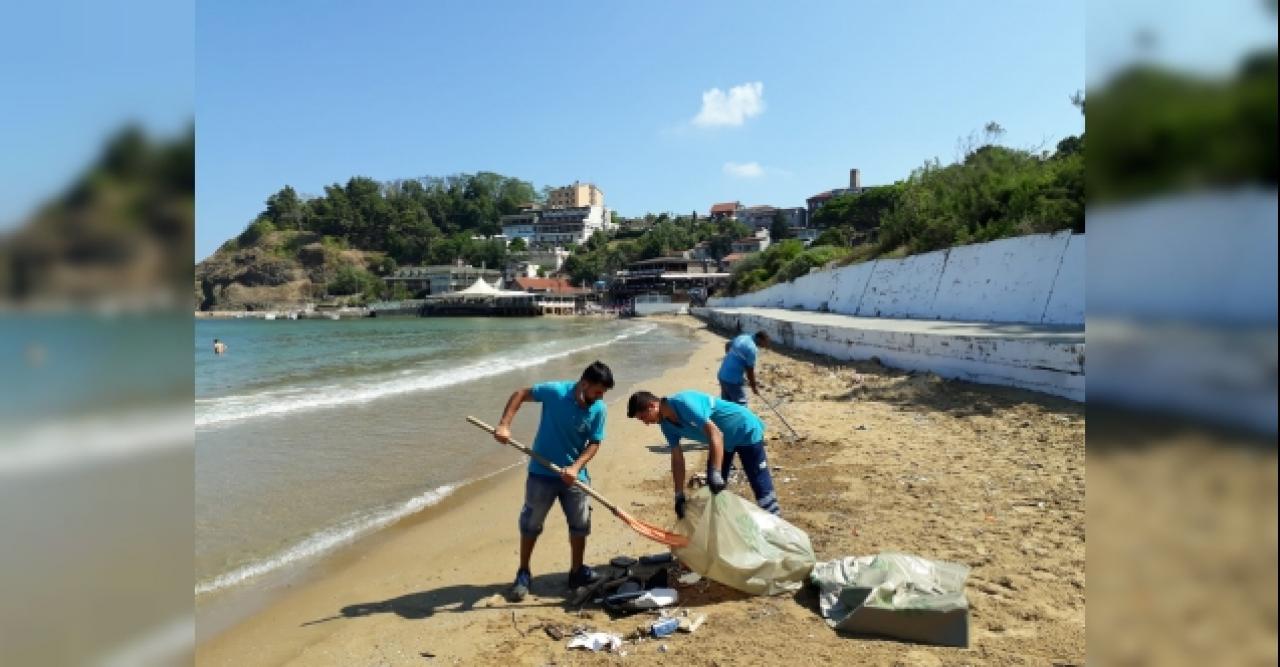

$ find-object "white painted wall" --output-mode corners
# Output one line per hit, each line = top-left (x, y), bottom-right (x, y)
(1087, 190), (1276, 325)
(930, 233), (1069, 323)
(635, 302), (689, 316)
(1042, 233), (1084, 325)
(694, 307), (1085, 400)
(709, 231), (1084, 326)
(855, 251), (948, 319)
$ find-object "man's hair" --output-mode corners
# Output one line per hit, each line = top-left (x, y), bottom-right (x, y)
(580, 360), (615, 389)
(627, 391), (660, 418)
(753, 331), (769, 343)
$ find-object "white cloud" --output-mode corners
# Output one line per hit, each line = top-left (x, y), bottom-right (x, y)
(723, 161), (765, 178)
(693, 82), (765, 128)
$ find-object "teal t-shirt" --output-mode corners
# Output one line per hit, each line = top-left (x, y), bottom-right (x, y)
(529, 380), (606, 482)
(717, 334), (758, 384)
(659, 390), (765, 451)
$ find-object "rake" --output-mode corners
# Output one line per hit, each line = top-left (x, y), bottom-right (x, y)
(761, 391), (800, 439)
(466, 416), (689, 548)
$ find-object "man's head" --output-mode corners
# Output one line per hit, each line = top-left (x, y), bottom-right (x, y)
(626, 390), (662, 425)
(575, 360), (615, 406)
(753, 331), (770, 349)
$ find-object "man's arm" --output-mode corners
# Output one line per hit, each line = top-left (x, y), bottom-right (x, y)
(746, 366), (761, 395)
(670, 445), (686, 493)
(702, 421), (725, 471)
(494, 388), (533, 443)
(561, 442), (600, 486)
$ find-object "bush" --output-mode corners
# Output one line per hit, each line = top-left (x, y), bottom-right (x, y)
(327, 265), (381, 299)
(236, 217), (276, 247)
(775, 245), (850, 282)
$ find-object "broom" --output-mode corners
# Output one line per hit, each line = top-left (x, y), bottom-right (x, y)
(466, 416), (688, 548)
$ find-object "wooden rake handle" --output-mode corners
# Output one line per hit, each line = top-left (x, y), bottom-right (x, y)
(466, 416), (621, 515)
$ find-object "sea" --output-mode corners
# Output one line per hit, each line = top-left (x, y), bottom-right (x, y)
(194, 316), (696, 620)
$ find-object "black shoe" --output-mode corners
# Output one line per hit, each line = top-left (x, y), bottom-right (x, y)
(567, 565), (599, 589)
(509, 568), (532, 601)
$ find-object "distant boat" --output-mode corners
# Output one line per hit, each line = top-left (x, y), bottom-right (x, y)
(288, 312), (299, 320)
(264, 313), (277, 321)
(327, 313), (340, 321)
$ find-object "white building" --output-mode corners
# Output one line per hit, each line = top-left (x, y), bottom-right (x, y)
(500, 211), (538, 244)
(533, 205), (611, 247)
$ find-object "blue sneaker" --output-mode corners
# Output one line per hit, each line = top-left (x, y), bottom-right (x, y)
(567, 565), (599, 589)
(509, 568), (532, 601)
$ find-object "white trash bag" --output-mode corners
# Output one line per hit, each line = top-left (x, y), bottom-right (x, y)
(673, 487), (815, 595)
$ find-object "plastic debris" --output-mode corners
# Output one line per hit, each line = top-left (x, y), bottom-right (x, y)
(676, 571), (702, 585)
(809, 552), (970, 647)
(631, 588), (678, 609)
(678, 613), (706, 633)
(567, 632), (622, 652)
(650, 617), (679, 638)
(675, 487), (816, 595)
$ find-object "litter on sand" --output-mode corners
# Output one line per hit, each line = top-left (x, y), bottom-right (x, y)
(809, 552), (971, 647)
(566, 632), (622, 652)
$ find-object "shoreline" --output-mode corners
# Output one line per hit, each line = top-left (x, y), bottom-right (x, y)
(195, 315), (723, 663)
(196, 313), (1087, 665)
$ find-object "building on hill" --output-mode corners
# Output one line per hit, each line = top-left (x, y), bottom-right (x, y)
(609, 256), (729, 302)
(500, 212), (538, 244)
(808, 168), (867, 215)
(547, 181), (604, 209)
(731, 230), (771, 254)
(709, 201), (742, 221)
(533, 205), (610, 246)
(384, 262), (503, 297)
(737, 205), (776, 230)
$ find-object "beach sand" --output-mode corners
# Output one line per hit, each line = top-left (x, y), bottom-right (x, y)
(196, 315), (1085, 666)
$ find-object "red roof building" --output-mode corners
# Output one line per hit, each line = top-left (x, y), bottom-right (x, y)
(514, 276), (590, 295)
(709, 201), (742, 220)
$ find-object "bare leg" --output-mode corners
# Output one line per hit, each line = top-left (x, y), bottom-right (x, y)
(519, 536), (537, 571)
(569, 535), (586, 571)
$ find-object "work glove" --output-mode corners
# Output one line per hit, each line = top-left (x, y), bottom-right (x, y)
(674, 493), (686, 519)
(707, 468), (726, 494)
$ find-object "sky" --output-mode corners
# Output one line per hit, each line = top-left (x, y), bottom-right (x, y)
(191, 0), (1090, 260)
(5, 1), (1275, 261)
(0, 0), (193, 231)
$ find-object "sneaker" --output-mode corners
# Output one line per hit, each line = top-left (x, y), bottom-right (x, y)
(567, 565), (599, 589)
(509, 568), (532, 601)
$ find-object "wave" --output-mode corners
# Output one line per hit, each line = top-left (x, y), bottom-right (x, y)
(196, 468), (483, 596)
(196, 324), (655, 427)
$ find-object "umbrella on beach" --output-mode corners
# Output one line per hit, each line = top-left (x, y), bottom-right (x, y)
(465, 416), (689, 548)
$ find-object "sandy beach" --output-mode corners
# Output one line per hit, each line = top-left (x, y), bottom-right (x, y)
(196, 315), (1085, 666)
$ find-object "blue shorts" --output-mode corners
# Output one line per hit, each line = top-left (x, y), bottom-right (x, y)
(719, 381), (748, 406)
(719, 441), (780, 515)
(518, 473), (592, 538)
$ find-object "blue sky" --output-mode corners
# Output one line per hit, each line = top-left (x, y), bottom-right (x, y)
(0, 0), (193, 231)
(193, 0), (1088, 260)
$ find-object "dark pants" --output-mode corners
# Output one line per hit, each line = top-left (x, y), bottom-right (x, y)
(719, 441), (780, 515)
(719, 381), (748, 406)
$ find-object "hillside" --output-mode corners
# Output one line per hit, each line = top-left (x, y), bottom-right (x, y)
(195, 231), (387, 310)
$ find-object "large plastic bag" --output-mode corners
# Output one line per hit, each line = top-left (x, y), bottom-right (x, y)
(673, 487), (815, 595)
(809, 552), (970, 646)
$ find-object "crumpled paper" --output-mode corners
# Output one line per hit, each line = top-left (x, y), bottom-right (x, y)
(567, 631), (622, 652)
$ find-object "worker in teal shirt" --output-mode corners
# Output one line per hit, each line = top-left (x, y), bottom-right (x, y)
(627, 389), (780, 519)
(494, 361), (614, 601)
(718, 331), (769, 405)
